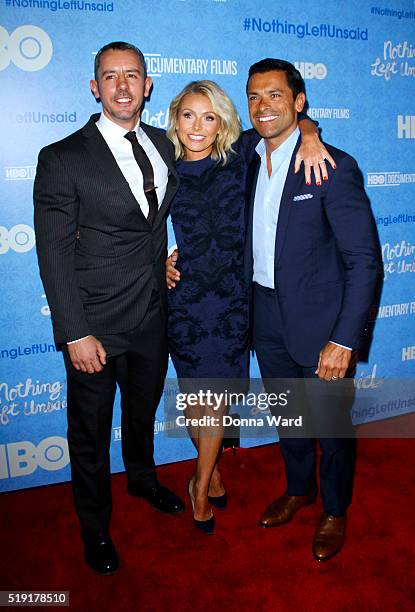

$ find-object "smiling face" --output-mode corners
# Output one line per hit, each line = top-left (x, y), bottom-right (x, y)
(90, 48), (152, 131)
(176, 93), (221, 161)
(247, 70), (305, 151)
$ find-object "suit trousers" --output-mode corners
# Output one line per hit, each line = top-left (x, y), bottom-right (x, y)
(62, 290), (168, 535)
(252, 283), (356, 516)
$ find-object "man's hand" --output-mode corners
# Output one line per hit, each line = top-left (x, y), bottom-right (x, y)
(315, 342), (352, 381)
(67, 336), (107, 373)
(295, 133), (336, 186)
(166, 249), (180, 289)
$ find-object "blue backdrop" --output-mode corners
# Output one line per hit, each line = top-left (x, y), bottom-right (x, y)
(1, 0), (414, 491)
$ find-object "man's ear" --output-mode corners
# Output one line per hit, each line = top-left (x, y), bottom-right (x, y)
(90, 79), (100, 101)
(295, 92), (306, 113)
(144, 77), (153, 99)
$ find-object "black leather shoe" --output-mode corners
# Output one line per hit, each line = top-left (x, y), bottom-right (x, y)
(128, 484), (185, 514)
(83, 534), (120, 576)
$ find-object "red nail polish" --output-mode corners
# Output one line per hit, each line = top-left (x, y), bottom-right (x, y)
(333, 163), (337, 169)
(323, 176), (328, 181)
(317, 181), (321, 186)
(306, 181), (311, 186)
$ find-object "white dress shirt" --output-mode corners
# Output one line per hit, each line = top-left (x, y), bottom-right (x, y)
(253, 127), (299, 289)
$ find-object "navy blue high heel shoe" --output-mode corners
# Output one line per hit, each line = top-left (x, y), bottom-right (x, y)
(208, 492), (228, 510)
(188, 479), (215, 535)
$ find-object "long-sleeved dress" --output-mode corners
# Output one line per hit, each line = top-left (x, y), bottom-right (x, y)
(168, 146), (251, 391)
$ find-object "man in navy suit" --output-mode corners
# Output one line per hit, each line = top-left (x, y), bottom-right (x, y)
(245, 59), (381, 561)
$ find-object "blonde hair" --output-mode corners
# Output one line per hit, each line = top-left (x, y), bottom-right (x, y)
(167, 80), (241, 164)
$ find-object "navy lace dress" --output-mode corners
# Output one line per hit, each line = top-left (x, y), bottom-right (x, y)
(168, 150), (249, 391)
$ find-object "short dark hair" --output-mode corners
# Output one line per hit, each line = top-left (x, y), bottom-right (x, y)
(247, 58), (305, 99)
(94, 41), (147, 81)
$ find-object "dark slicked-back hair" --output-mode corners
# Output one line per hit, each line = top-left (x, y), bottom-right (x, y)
(247, 58), (305, 99)
(94, 41), (147, 80)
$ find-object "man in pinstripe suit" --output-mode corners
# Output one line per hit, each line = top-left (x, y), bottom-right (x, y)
(34, 42), (184, 575)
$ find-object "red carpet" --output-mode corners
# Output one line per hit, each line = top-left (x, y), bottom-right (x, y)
(1, 440), (415, 611)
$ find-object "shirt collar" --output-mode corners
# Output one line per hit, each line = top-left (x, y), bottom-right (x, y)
(96, 112), (141, 141)
(255, 126), (300, 160)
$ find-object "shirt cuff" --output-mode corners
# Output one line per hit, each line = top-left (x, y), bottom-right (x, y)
(329, 340), (352, 351)
(67, 335), (91, 345)
(168, 244), (178, 257)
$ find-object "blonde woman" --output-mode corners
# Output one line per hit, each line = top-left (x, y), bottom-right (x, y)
(166, 80), (333, 534)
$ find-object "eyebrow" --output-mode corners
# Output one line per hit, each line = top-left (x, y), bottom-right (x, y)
(180, 107), (216, 114)
(101, 68), (142, 76)
(248, 87), (284, 95)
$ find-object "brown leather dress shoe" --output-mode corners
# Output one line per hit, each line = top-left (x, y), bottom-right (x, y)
(260, 492), (317, 528)
(312, 512), (346, 561)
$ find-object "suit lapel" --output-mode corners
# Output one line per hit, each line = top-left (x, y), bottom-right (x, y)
(245, 154), (261, 281)
(81, 114), (149, 225)
(274, 136), (304, 263)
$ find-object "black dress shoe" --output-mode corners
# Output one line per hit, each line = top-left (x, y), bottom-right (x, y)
(128, 484), (185, 514)
(83, 534), (120, 576)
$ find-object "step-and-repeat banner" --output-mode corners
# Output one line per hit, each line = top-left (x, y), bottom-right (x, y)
(1, 0), (414, 491)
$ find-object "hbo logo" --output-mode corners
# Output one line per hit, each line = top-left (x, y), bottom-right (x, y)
(294, 62), (327, 80)
(0, 224), (36, 254)
(0, 436), (69, 479)
(0, 25), (53, 72)
(367, 173), (385, 186)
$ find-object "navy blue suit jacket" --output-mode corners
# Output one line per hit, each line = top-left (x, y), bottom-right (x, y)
(245, 134), (382, 366)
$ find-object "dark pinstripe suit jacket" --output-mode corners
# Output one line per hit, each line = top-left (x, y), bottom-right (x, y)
(34, 113), (179, 345)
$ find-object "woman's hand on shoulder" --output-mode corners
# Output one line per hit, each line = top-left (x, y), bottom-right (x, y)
(295, 131), (336, 186)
